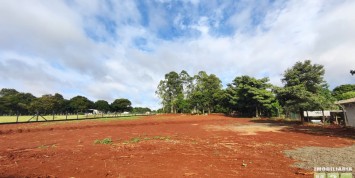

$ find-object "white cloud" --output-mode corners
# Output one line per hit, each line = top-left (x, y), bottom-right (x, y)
(0, 0), (354, 110)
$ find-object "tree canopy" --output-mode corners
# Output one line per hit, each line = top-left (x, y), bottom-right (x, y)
(0, 88), (35, 115)
(111, 98), (132, 112)
(156, 70), (191, 113)
(0, 89), (148, 115)
(94, 100), (111, 112)
(276, 60), (335, 121)
(332, 84), (355, 100)
(155, 60), (342, 119)
(226, 76), (279, 117)
(69, 96), (94, 112)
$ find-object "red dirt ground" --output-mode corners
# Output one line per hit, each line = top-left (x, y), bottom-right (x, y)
(0, 114), (354, 178)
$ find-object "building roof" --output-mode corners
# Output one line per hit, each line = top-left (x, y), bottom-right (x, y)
(335, 97), (355, 105)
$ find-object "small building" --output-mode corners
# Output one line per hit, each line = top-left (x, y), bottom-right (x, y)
(303, 110), (343, 124)
(85, 109), (102, 115)
(335, 97), (355, 128)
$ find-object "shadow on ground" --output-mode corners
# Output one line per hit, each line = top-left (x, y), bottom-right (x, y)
(250, 119), (355, 140)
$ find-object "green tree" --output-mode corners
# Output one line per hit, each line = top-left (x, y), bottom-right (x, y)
(94, 100), (110, 112)
(53, 93), (66, 113)
(69, 96), (94, 112)
(276, 60), (333, 122)
(29, 94), (70, 114)
(0, 88), (19, 96)
(111, 98), (132, 112)
(227, 76), (277, 117)
(132, 107), (151, 113)
(332, 84), (355, 100)
(29, 95), (55, 114)
(190, 71), (223, 114)
(212, 89), (230, 113)
(156, 71), (185, 113)
(0, 88), (35, 114)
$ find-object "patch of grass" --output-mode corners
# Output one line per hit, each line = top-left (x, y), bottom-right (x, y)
(153, 136), (171, 140)
(130, 137), (141, 143)
(123, 135), (172, 144)
(37, 144), (56, 149)
(94, 138), (113, 144)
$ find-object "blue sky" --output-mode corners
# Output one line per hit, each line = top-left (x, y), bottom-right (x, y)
(0, 0), (354, 109)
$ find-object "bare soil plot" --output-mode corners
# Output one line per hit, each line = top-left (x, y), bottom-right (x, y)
(0, 114), (354, 178)
(204, 123), (288, 135)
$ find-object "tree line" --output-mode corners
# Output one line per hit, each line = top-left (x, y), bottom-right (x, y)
(156, 60), (355, 120)
(0, 90), (151, 115)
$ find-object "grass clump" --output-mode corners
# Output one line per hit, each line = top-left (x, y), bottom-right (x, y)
(94, 138), (113, 144)
(130, 137), (141, 143)
(123, 135), (171, 144)
(38, 144), (56, 149)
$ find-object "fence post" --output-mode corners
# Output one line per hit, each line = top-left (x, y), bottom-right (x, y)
(66, 111), (68, 120)
(36, 111), (39, 121)
(52, 111), (55, 121)
(77, 112), (79, 120)
(16, 111), (19, 123)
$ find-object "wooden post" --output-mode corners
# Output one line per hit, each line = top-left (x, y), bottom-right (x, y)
(36, 111), (39, 121)
(66, 111), (68, 120)
(335, 115), (338, 125)
(300, 109), (304, 123)
(16, 111), (19, 123)
(52, 111), (55, 120)
(77, 112), (79, 120)
(321, 109), (325, 123)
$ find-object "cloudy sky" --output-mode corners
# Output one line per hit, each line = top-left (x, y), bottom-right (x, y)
(0, 0), (354, 109)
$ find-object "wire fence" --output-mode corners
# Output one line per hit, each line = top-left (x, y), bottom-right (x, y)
(0, 112), (154, 124)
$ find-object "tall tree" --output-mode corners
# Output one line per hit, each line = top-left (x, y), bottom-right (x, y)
(190, 71), (223, 114)
(29, 94), (57, 114)
(227, 76), (277, 117)
(69, 96), (94, 112)
(277, 60), (332, 122)
(111, 98), (132, 112)
(53, 93), (66, 113)
(94, 100), (110, 112)
(0, 89), (35, 114)
(156, 71), (185, 113)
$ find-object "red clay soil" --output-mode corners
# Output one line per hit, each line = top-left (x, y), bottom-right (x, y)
(0, 114), (354, 178)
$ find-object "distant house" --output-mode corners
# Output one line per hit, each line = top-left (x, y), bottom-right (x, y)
(85, 109), (102, 115)
(335, 98), (355, 128)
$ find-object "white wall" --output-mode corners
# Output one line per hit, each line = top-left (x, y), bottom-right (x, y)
(344, 103), (355, 128)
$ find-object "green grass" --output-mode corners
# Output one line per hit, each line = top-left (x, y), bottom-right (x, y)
(94, 138), (113, 144)
(37, 144), (56, 149)
(123, 135), (171, 144)
(0, 114), (141, 124)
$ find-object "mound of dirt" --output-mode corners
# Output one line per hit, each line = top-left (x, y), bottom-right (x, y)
(204, 123), (288, 135)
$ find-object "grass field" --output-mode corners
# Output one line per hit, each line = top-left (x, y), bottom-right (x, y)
(0, 113), (142, 124)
